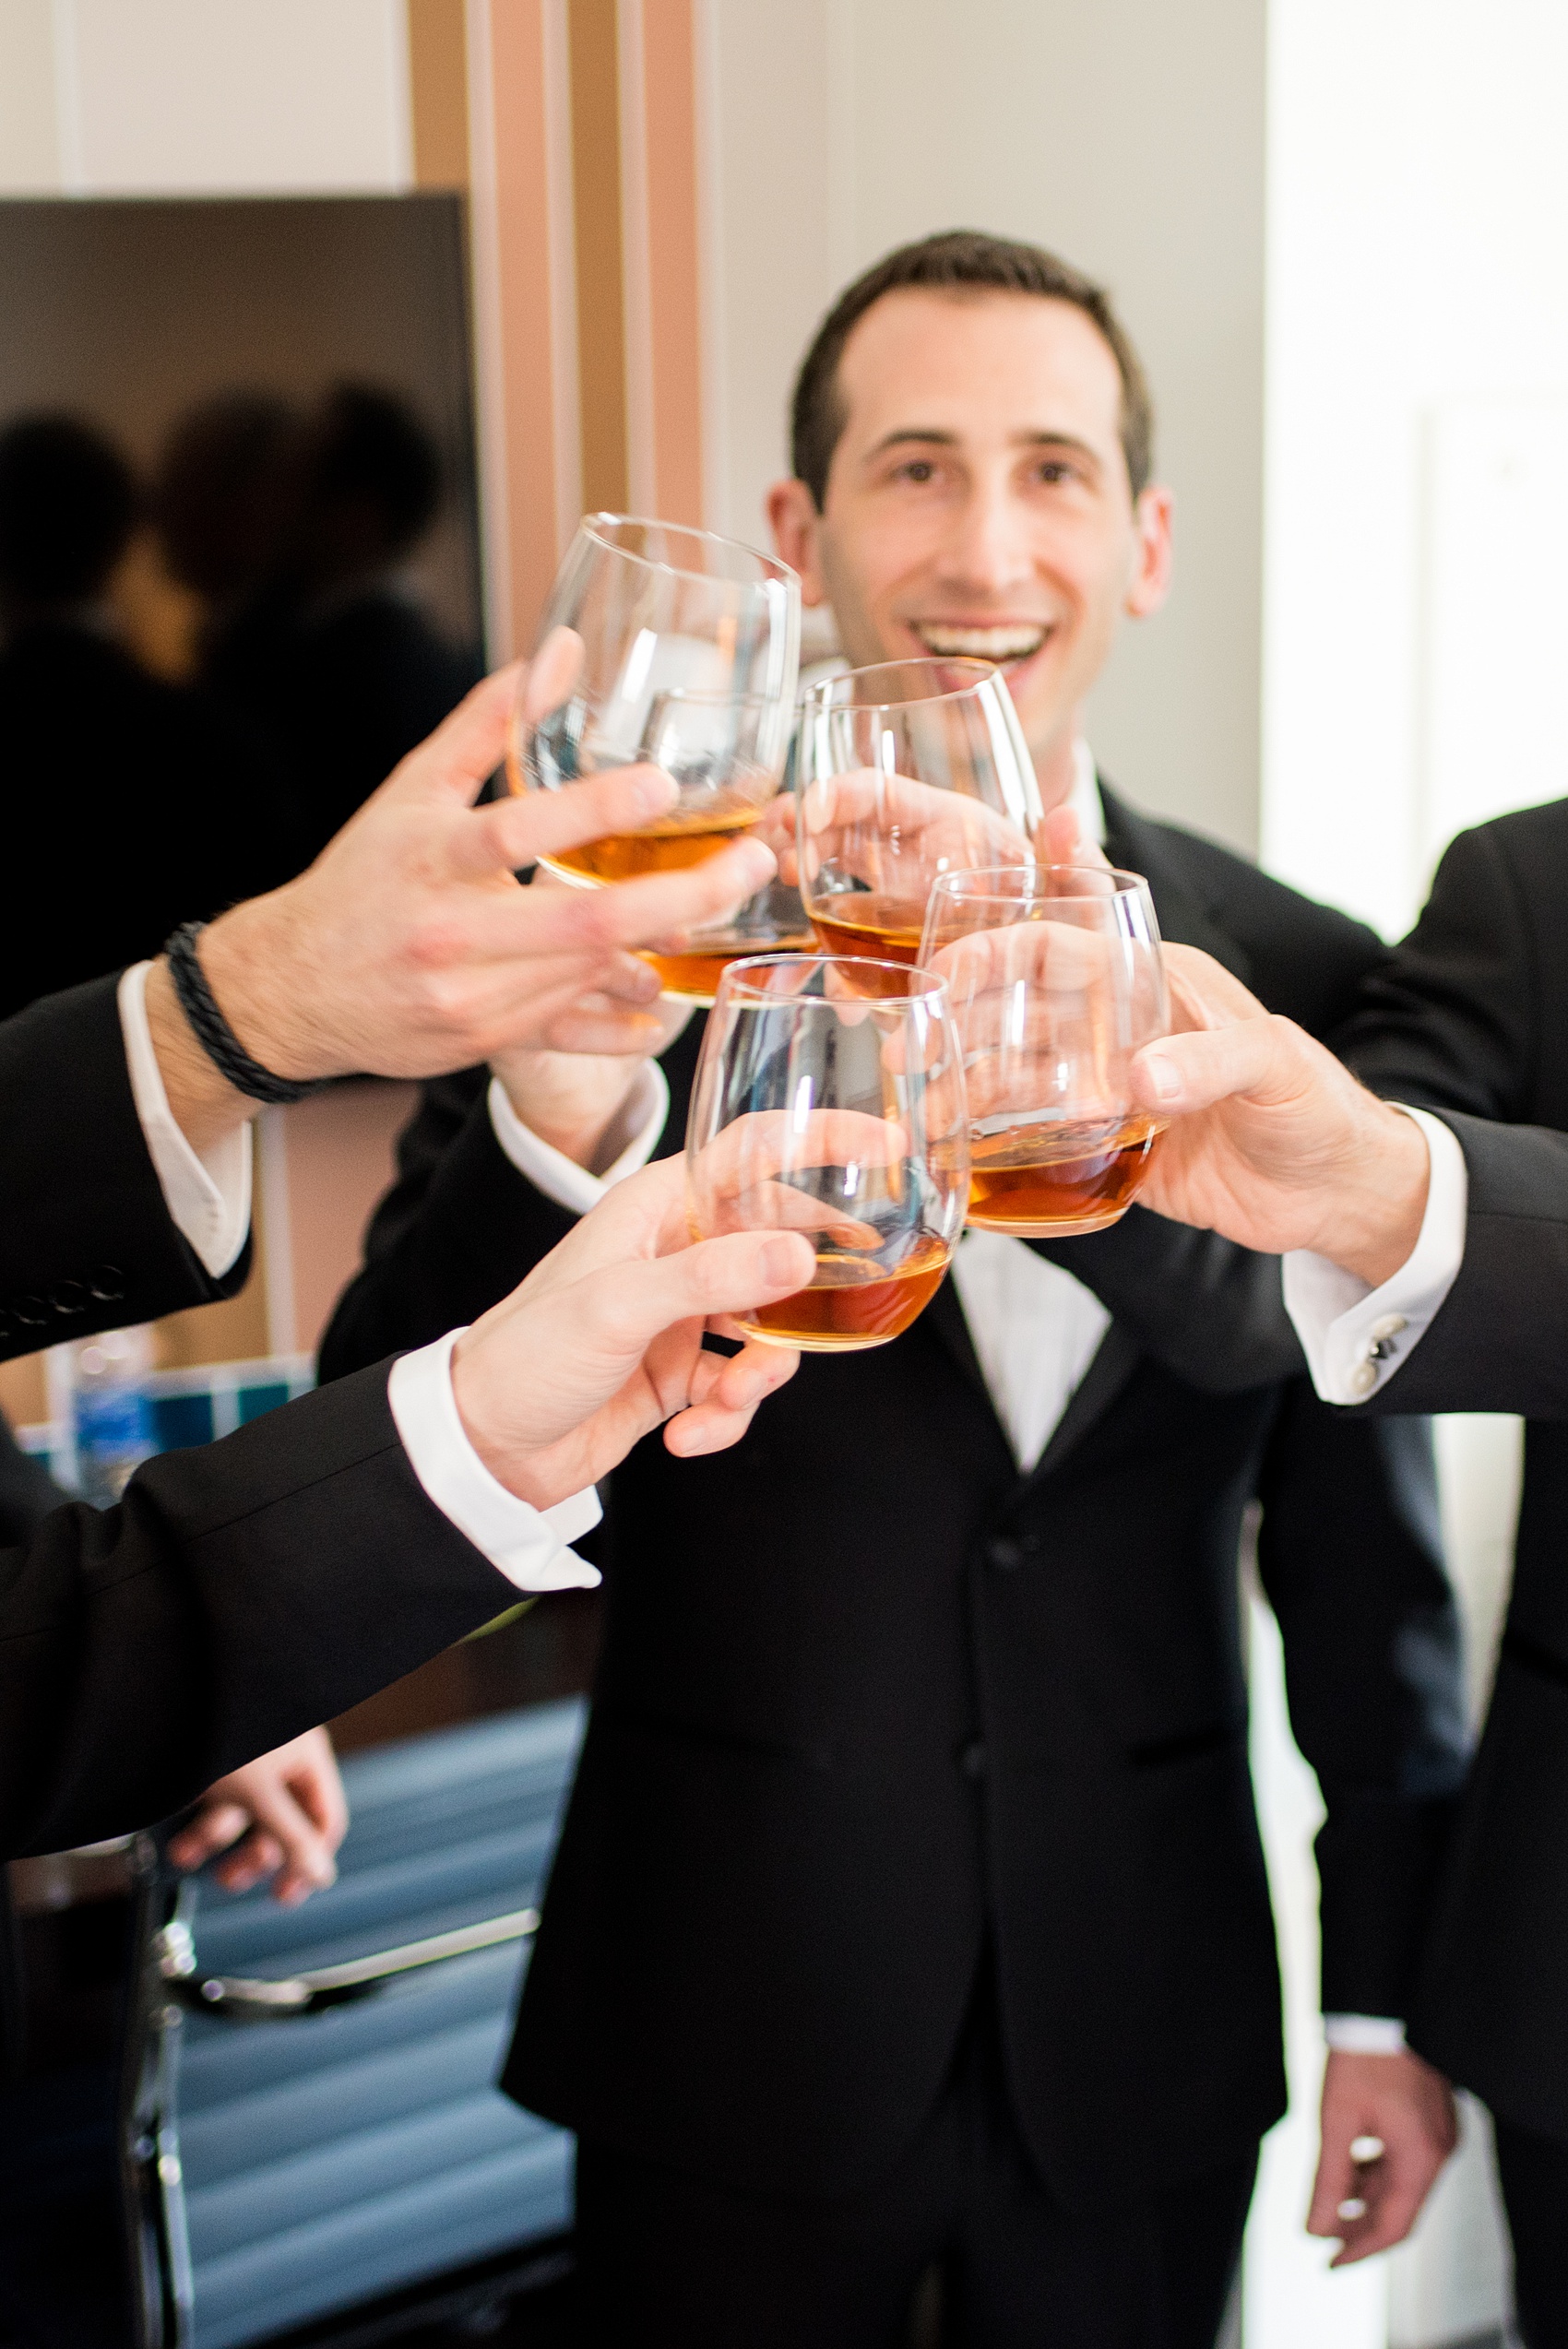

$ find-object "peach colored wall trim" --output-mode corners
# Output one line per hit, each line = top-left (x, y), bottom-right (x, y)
(409, 0), (470, 187)
(617, 0), (657, 513)
(466, 0), (576, 656)
(639, 0), (704, 525)
(279, 1084), (421, 1357)
(567, 0), (628, 516)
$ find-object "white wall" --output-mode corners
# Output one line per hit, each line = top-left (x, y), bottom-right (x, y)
(1263, 0), (1568, 939)
(699, 0), (1267, 854)
(0, 0), (410, 197)
(1259, 6), (1568, 2340)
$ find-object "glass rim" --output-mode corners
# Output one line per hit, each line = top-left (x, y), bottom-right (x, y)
(800, 656), (1005, 715)
(928, 860), (1151, 903)
(716, 950), (950, 1004)
(578, 511), (798, 591)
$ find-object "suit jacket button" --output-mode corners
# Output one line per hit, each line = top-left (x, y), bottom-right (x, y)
(958, 1739), (988, 1780)
(11, 1295), (50, 1329)
(987, 1535), (1024, 1572)
(50, 1281), (89, 1319)
(87, 1264), (127, 1302)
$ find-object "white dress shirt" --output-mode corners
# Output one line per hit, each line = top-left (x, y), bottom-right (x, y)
(117, 964), (600, 1596)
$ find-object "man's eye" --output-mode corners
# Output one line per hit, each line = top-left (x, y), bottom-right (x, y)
(893, 460), (938, 485)
(1035, 460), (1075, 486)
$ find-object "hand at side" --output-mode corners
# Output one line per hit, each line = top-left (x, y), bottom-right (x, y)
(1308, 2047), (1457, 2264)
(164, 1726), (349, 1906)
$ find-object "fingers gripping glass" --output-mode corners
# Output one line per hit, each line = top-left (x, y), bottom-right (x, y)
(685, 954), (970, 1350)
(795, 658), (1044, 966)
(920, 866), (1170, 1237)
(506, 515), (805, 1001)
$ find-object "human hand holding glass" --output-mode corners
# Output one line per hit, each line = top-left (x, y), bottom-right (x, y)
(921, 865), (1170, 1236)
(506, 516), (805, 1002)
(684, 953), (969, 1348)
(794, 658), (1043, 964)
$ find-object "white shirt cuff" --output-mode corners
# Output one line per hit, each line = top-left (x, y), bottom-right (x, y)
(486, 1062), (670, 1213)
(118, 960), (252, 1280)
(387, 1328), (601, 1591)
(1281, 1109), (1467, 1405)
(1324, 2014), (1408, 2055)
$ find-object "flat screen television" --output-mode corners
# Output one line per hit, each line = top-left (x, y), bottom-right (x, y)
(0, 193), (485, 1011)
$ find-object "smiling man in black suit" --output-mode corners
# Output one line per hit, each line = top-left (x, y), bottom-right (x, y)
(320, 233), (1467, 2347)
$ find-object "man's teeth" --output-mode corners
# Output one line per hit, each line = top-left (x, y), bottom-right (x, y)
(916, 624), (1049, 661)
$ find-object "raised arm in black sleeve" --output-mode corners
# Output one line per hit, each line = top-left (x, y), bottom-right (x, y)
(0, 976), (252, 1358)
(1336, 814), (1568, 1420)
(1, 1360), (514, 1858)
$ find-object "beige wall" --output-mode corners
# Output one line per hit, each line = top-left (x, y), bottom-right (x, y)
(0, 0), (412, 196)
(699, 0), (1266, 853)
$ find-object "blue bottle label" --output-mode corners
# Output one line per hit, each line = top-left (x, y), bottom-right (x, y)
(75, 1387), (154, 1460)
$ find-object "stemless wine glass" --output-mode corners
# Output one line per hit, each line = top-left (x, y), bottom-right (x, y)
(506, 515), (804, 1001)
(920, 865), (1170, 1237)
(685, 953), (969, 1349)
(795, 658), (1043, 965)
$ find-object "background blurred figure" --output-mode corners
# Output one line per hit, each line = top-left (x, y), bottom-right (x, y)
(158, 381), (481, 879)
(0, 413), (257, 1022)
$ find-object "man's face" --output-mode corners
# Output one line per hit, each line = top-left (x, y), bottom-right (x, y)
(768, 290), (1172, 769)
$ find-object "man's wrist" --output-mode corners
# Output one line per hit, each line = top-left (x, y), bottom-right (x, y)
(492, 1055), (652, 1175)
(1309, 1099), (1431, 1287)
(144, 955), (259, 1161)
(198, 893), (341, 1088)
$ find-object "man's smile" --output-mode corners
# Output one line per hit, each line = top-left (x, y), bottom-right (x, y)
(908, 620), (1053, 664)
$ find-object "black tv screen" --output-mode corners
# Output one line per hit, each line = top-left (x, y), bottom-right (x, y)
(0, 193), (484, 1016)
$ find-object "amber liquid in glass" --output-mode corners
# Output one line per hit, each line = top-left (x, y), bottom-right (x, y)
(966, 1115), (1163, 1236)
(644, 929), (816, 1005)
(541, 801), (765, 886)
(738, 1235), (950, 1350)
(807, 896), (927, 966)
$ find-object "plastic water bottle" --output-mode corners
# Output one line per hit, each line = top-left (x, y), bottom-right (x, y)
(67, 1327), (157, 1505)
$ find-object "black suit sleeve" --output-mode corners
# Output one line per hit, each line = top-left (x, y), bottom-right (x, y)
(319, 1071), (588, 1380)
(1336, 823), (1568, 1418)
(1253, 1381), (1468, 2017)
(0, 976), (252, 1359)
(1, 1361), (515, 1858)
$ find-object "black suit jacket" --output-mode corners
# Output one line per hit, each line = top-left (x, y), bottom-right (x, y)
(1339, 801), (1568, 2141)
(321, 787), (1467, 2210)
(0, 979), (517, 1857)
(0, 623), (270, 1025)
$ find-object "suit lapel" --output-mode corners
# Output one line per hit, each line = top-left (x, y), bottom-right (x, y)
(921, 1265), (993, 1406)
(1019, 1322), (1143, 1490)
(1099, 783), (1252, 984)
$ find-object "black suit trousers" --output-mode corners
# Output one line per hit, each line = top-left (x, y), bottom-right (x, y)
(573, 1960), (1256, 2349)
(1493, 2116), (1568, 2349)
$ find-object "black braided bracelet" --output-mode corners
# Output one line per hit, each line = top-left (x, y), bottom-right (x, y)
(163, 922), (327, 1106)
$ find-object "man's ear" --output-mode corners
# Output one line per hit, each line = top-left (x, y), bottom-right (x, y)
(1125, 485), (1174, 620)
(766, 478), (829, 605)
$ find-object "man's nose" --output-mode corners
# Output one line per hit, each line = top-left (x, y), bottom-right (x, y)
(937, 482), (1036, 596)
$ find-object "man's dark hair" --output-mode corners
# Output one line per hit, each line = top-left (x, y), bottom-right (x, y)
(790, 230), (1155, 511)
(0, 413), (138, 610)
